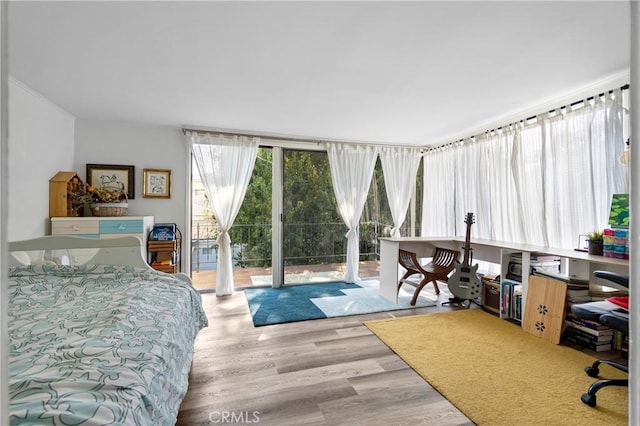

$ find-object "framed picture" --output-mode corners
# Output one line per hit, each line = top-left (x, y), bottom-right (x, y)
(143, 168), (171, 198)
(576, 234), (589, 252)
(86, 164), (135, 199)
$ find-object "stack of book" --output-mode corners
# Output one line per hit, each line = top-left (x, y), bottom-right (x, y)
(563, 315), (614, 352)
(530, 253), (561, 274)
(603, 228), (629, 259)
(565, 279), (592, 303)
(500, 280), (523, 321)
(506, 253), (561, 282)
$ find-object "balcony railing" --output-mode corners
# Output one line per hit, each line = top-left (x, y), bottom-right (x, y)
(191, 220), (398, 272)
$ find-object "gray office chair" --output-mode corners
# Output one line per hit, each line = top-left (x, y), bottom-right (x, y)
(570, 270), (628, 407)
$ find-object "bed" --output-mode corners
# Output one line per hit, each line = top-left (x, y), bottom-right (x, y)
(7, 236), (208, 425)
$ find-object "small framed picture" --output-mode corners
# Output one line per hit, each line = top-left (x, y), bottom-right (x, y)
(86, 164), (135, 199)
(576, 234), (589, 252)
(143, 168), (171, 198)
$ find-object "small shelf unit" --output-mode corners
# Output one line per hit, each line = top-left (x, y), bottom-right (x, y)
(147, 225), (181, 273)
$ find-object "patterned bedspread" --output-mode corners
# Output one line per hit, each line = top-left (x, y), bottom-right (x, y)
(8, 264), (208, 425)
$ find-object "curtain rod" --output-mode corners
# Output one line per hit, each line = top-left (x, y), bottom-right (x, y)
(184, 83), (630, 152)
(429, 83), (630, 151)
(181, 127), (425, 150)
(182, 127), (323, 144)
(548, 83), (629, 116)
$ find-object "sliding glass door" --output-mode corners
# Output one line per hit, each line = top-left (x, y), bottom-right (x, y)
(282, 149), (344, 284)
(190, 148), (273, 290)
(190, 143), (422, 290)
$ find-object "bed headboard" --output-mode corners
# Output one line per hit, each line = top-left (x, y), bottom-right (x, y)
(8, 235), (152, 270)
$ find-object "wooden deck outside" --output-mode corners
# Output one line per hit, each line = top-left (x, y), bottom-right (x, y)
(191, 260), (380, 291)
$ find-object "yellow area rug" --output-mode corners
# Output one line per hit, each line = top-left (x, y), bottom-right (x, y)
(365, 309), (627, 425)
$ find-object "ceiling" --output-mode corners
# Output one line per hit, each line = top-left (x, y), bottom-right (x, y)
(8, 1), (631, 147)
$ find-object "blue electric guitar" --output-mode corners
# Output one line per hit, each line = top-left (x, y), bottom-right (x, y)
(448, 212), (482, 301)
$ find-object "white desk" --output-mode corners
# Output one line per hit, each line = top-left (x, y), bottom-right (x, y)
(380, 237), (629, 316)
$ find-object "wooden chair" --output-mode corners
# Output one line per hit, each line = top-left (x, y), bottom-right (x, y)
(398, 248), (461, 305)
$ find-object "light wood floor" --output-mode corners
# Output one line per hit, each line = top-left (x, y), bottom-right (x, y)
(176, 281), (626, 425)
(176, 284), (475, 426)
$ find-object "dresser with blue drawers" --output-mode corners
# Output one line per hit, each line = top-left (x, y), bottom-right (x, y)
(50, 216), (154, 264)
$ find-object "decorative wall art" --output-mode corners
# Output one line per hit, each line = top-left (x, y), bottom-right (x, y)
(86, 164), (135, 199)
(143, 168), (171, 198)
(608, 193), (629, 229)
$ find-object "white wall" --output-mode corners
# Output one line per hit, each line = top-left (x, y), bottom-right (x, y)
(74, 119), (188, 259)
(8, 77), (75, 240)
(6, 83), (189, 260)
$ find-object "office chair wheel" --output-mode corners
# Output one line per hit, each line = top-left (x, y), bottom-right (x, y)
(581, 393), (596, 407)
(585, 366), (599, 377)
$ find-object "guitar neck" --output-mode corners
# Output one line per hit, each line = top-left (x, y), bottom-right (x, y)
(462, 246), (473, 266)
(462, 223), (473, 265)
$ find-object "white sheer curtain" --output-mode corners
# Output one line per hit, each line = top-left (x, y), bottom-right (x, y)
(481, 128), (520, 242)
(540, 89), (628, 248)
(187, 132), (259, 295)
(379, 146), (422, 237)
(421, 144), (457, 237)
(454, 137), (493, 240)
(601, 89), (627, 196)
(422, 88), (627, 250)
(599, 90), (628, 213)
(326, 143), (379, 283)
(510, 123), (547, 246)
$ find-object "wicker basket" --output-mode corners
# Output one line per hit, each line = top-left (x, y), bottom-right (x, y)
(90, 202), (128, 217)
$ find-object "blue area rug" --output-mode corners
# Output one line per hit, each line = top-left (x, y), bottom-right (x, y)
(244, 280), (437, 326)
